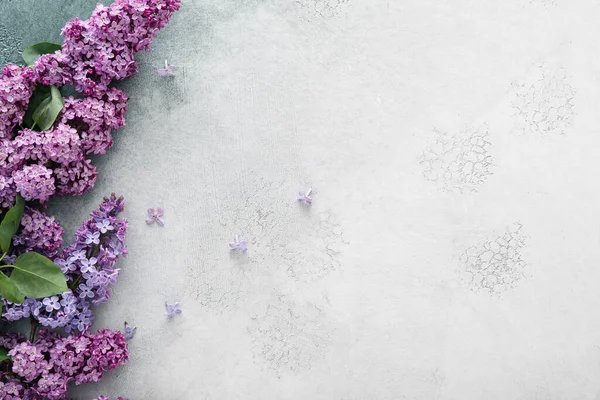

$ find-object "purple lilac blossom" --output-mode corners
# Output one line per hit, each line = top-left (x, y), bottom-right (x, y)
(0, 64), (35, 139)
(34, 0), (182, 94)
(0, 329), (128, 399)
(123, 321), (136, 341)
(229, 234), (248, 252)
(146, 207), (165, 225)
(165, 302), (182, 319)
(2, 194), (128, 333)
(157, 59), (177, 77)
(0, 0), (180, 210)
(297, 188), (312, 206)
(59, 88), (128, 155)
(11, 207), (64, 259)
(12, 164), (56, 202)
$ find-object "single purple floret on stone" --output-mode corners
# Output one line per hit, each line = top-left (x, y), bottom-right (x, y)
(297, 188), (313, 206)
(157, 60), (177, 77)
(229, 235), (247, 252)
(146, 207), (165, 226)
(165, 302), (182, 319)
(123, 321), (137, 341)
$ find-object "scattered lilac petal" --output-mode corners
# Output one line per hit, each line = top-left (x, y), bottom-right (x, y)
(123, 322), (137, 341)
(146, 207), (165, 226)
(157, 60), (177, 77)
(165, 302), (182, 319)
(229, 235), (247, 252)
(297, 188), (313, 206)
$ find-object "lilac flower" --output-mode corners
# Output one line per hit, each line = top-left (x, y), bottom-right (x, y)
(12, 164), (56, 202)
(79, 257), (97, 274)
(78, 284), (95, 299)
(3, 194), (128, 333)
(229, 235), (247, 252)
(85, 231), (100, 245)
(1, 329), (129, 398)
(123, 322), (137, 341)
(165, 302), (182, 319)
(0, 65), (35, 139)
(297, 188), (313, 206)
(0, 0), (179, 211)
(68, 306), (93, 333)
(34, 0), (181, 94)
(42, 296), (61, 313)
(59, 89), (128, 155)
(69, 250), (87, 261)
(157, 59), (177, 77)
(9, 342), (46, 381)
(146, 207), (165, 226)
(12, 207), (64, 258)
(95, 219), (114, 233)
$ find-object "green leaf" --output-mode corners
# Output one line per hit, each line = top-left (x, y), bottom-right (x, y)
(0, 272), (24, 304)
(31, 85), (64, 131)
(23, 85), (51, 128)
(11, 252), (67, 298)
(22, 42), (61, 67)
(0, 195), (24, 252)
(0, 348), (10, 362)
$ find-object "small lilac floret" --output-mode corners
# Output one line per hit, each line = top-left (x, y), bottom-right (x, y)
(165, 302), (182, 319)
(95, 219), (114, 233)
(157, 59), (177, 77)
(229, 235), (247, 252)
(85, 231), (100, 245)
(123, 321), (137, 341)
(297, 188), (313, 206)
(146, 207), (165, 226)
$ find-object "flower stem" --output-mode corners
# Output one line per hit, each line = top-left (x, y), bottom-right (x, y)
(69, 274), (82, 290)
(0, 252), (6, 263)
(29, 317), (39, 342)
(68, 229), (113, 290)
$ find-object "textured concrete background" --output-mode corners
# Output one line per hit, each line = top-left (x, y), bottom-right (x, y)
(2, 0), (600, 399)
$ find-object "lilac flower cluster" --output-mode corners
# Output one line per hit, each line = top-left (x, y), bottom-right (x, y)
(0, 0), (180, 208)
(0, 1), (181, 397)
(0, 90), (127, 204)
(0, 329), (128, 399)
(60, 88), (128, 156)
(12, 207), (64, 258)
(35, 0), (182, 94)
(0, 64), (35, 139)
(2, 194), (128, 333)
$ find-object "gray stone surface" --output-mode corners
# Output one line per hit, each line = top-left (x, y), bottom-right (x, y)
(3, 0), (600, 398)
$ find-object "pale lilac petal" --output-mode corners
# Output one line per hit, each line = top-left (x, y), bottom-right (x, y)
(229, 235), (247, 252)
(165, 302), (182, 318)
(123, 322), (137, 341)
